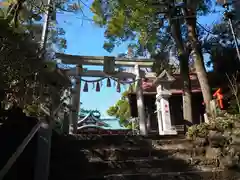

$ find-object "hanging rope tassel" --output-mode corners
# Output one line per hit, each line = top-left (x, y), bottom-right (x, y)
(83, 81), (88, 92)
(96, 82), (100, 92)
(106, 78), (111, 87)
(116, 81), (121, 93)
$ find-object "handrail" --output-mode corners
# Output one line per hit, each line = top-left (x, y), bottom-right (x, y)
(0, 99), (68, 180)
(0, 121), (42, 180)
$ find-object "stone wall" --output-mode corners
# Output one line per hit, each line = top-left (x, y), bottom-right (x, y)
(186, 113), (240, 170)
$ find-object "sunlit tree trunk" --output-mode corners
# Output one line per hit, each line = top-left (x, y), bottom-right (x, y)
(183, 5), (212, 115)
(170, 14), (193, 124)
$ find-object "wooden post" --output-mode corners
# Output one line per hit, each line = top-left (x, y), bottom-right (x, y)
(134, 64), (147, 136)
(70, 66), (82, 134)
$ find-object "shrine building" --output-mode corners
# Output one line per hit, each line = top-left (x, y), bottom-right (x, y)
(128, 71), (214, 134)
(76, 111), (128, 135)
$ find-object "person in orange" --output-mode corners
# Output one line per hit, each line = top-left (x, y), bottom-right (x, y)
(213, 88), (224, 109)
(202, 88), (224, 110)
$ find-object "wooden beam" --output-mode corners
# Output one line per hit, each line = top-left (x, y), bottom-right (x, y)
(65, 69), (136, 78)
(56, 53), (154, 67)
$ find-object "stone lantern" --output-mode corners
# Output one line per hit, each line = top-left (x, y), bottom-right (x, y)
(153, 70), (177, 135)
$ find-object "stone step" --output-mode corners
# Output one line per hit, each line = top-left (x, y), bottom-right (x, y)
(104, 170), (226, 180)
(152, 138), (194, 149)
(55, 146), (204, 161)
(52, 135), (188, 151)
(49, 166), (223, 180)
(50, 155), (219, 178)
(51, 137), (202, 162)
(52, 134), (186, 147)
(52, 137), (151, 150)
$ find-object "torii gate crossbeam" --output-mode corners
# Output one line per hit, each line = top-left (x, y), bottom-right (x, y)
(56, 53), (154, 136)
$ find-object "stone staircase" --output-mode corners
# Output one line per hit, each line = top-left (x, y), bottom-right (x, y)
(49, 134), (235, 180)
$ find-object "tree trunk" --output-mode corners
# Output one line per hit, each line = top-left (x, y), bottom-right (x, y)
(170, 16), (193, 124)
(179, 53), (193, 124)
(184, 8), (212, 115)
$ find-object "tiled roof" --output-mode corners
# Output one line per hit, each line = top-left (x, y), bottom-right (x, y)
(141, 73), (202, 94)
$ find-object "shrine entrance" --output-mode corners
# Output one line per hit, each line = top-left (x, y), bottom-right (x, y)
(56, 53), (178, 136)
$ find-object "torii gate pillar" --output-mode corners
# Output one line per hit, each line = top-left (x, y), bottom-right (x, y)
(70, 66), (82, 134)
(134, 64), (148, 136)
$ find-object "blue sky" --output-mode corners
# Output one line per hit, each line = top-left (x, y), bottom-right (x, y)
(57, 0), (224, 117)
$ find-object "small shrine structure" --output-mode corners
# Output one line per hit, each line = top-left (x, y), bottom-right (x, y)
(128, 71), (209, 134)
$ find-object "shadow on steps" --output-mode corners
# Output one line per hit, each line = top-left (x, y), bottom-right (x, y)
(49, 134), (240, 180)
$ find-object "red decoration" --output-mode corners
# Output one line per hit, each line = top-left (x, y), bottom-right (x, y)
(165, 104), (169, 113)
(142, 81), (153, 90)
(96, 82), (100, 92)
(116, 81), (121, 93)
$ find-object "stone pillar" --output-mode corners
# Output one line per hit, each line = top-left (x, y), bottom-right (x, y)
(70, 66), (82, 134)
(134, 64), (147, 136)
(154, 70), (177, 135)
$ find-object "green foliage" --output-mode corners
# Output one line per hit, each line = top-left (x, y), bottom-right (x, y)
(187, 113), (236, 139)
(0, 0), (68, 52)
(106, 89), (131, 128)
(0, 18), (68, 116)
(91, 0), (160, 54)
(91, 0), (212, 54)
(203, 17), (240, 74)
(187, 123), (209, 139)
(23, 104), (45, 116)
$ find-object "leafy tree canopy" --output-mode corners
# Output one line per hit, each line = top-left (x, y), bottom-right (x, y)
(106, 90), (132, 128)
(91, 0), (212, 55)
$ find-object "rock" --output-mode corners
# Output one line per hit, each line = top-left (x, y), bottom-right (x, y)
(193, 137), (207, 146)
(223, 131), (232, 139)
(192, 147), (205, 156)
(208, 130), (226, 147)
(231, 135), (240, 145)
(234, 121), (240, 128)
(220, 155), (239, 168)
(205, 147), (221, 159)
(223, 144), (239, 156)
(232, 128), (240, 136)
(229, 145), (240, 154)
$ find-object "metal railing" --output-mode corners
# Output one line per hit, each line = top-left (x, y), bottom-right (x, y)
(0, 99), (68, 180)
(0, 121), (42, 180)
